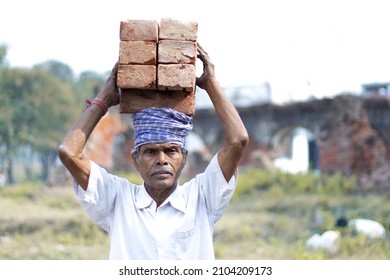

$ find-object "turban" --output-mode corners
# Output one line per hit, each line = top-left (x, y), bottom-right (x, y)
(132, 107), (193, 150)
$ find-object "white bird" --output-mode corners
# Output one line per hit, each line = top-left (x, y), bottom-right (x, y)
(349, 219), (386, 240)
(304, 230), (341, 253)
(336, 217), (386, 240)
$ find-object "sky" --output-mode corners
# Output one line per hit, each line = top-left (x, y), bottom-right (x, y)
(1, 0), (390, 104)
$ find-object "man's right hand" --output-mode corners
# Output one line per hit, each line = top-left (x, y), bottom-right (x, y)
(96, 62), (120, 108)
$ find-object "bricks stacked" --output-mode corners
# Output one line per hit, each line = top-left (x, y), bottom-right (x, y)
(118, 18), (198, 116)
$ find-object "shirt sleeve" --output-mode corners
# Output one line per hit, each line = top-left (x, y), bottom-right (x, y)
(200, 153), (237, 223)
(73, 160), (119, 232)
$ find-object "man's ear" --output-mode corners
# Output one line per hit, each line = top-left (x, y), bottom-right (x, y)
(132, 153), (140, 171)
(181, 150), (188, 168)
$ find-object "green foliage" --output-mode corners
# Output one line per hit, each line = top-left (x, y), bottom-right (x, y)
(234, 168), (357, 199)
(0, 44), (7, 66)
(0, 64), (83, 183)
(116, 171), (143, 185)
(0, 50), (107, 183)
(0, 182), (41, 199)
(74, 70), (107, 109)
(33, 60), (74, 83)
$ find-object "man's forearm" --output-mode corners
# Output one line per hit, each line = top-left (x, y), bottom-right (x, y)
(205, 78), (249, 181)
(206, 78), (247, 145)
(58, 103), (106, 189)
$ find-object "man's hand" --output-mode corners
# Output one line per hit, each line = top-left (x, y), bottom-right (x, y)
(196, 43), (216, 90)
(96, 62), (120, 108)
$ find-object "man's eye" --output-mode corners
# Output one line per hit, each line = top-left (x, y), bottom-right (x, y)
(144, 149), (155, 155)
(167, 148), (179, 154)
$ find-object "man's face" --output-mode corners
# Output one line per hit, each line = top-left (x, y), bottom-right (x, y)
(132, 143), (187, 191)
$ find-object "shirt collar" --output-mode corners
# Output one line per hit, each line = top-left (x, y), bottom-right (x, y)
(165, 186), (186, 213)
(135, 184), (154, 209)
(135, 184), (187, 213)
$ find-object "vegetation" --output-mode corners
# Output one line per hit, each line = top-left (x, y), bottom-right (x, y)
(0, 183), (110, 259)
(0, 45), (107, 185)
(0, 170), (389, 260)
(215, 168), (390, 259)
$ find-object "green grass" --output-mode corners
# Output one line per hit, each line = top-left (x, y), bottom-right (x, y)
(214, 191), (390, 259)
(0, 183), (109, 260)
(0, 170), (389, 260)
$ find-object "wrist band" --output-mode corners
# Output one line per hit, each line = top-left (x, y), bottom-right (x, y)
(86, 98), (108, 114)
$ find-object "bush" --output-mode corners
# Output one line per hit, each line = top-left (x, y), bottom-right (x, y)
(234, 169), (357, 199)
(116, 171), (143, 185)
(0, 182), (41, 200)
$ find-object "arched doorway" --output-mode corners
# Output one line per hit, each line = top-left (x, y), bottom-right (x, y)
(272, 126), (319, 173)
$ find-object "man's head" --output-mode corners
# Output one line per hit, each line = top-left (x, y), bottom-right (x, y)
(131, 107), (193, 191)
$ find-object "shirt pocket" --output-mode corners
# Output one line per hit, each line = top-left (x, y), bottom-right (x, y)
(168, 222), (199, 258)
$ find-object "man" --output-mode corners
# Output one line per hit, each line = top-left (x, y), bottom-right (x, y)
(58, 43), (249, 259)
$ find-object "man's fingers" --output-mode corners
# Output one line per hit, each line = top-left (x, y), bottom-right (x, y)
(197, 42), (209, 61)
(110, 62), (119, 77)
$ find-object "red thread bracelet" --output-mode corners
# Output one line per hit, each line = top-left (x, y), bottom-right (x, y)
(86, 98), (108, 114)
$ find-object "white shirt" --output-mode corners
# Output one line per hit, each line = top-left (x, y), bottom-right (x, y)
(73, 154), (236, 260)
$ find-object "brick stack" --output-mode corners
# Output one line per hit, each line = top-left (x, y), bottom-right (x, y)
(118, 18), (198, 116)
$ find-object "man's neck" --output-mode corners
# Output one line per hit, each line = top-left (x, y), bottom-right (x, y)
(145, 184), (177, 208)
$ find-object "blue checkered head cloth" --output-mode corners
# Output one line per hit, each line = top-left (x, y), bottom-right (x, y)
(132, 107), (193, 150)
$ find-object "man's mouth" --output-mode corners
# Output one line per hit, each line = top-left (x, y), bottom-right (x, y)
(151, 169), (173, 176)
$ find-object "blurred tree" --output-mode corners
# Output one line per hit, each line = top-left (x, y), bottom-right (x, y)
(0, 51), (108, 184)
(27, 68), (78, 183)
(75, 70), (107, 107)
(0, 44), (7, 67)
(0, 67), (15, 183)
(0, 67), (77, 184)
(33, 60), (74, 83)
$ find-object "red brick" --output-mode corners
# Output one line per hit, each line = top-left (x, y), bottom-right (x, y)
(157, 64), (196, 92)
(120, 89), (195, 116)
(118, 18), (198, 115)
(120, 20), (158, 42)
(119, 41), (157, 65)
(117, 65), (156, 89)
(158, 40), (197, 64)
(159, 18), (198, 41)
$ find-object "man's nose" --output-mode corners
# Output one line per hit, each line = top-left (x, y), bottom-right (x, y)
(156, 151), (168, 165)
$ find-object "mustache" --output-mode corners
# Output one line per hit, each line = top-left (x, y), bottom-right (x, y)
(150, 167), (174, 176)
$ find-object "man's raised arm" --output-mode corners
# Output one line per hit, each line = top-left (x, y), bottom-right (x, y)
(58, 63), (120, 190)
(196, 43), (249, 182)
